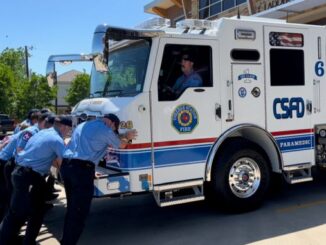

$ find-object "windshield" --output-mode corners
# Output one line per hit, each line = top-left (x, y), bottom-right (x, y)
(90, 39), (151, 97)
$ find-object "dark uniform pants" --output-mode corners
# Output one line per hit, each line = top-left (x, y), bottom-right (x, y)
(60, 158), (95, 245)
(0, 165), (47, 245)
(0, 159), (8, 221)
(4, 159), (16, 200)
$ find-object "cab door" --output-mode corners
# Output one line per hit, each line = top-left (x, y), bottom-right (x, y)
(264, 26), (314, 167)
(150, 38), (220, 185)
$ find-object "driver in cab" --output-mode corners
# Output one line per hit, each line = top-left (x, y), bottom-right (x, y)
(169, 52), (203, 98)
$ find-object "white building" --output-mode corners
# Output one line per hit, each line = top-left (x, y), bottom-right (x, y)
(55, 70), (82, 113)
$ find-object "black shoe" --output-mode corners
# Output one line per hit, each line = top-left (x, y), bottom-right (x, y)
(11, 235), (24, 245)
(45, 193), (59, 201)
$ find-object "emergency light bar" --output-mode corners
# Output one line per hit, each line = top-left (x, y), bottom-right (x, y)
(135, 17), (170, 30)
(176, 19), (216, 30)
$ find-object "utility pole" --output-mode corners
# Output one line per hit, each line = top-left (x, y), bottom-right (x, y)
(52, 63), (58, 114)
(24, 45), (29, 80)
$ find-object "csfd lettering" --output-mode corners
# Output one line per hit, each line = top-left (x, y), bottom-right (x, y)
(273, 97), (305, 119)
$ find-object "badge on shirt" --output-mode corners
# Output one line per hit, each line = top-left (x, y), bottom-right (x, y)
(22, 131), (33, 141)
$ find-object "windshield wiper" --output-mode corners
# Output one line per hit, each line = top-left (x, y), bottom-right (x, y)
(89, 91), (104, 98)
(103, 89), (123, 96)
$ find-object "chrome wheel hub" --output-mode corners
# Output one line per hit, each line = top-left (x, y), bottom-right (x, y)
(229, 157), (261, 198)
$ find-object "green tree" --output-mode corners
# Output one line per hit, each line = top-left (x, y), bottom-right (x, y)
(15, 74), (57, 119)
(0, 47), (56, 119)
(65, 73), (90, 106)
(0, 47), (28, 118)
(0, 47), (27, 81)
(0, 64), (15, 114)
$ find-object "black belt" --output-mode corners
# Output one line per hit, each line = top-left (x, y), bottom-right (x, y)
(16, 165), (45, 178)
(63, 158), (95, 169)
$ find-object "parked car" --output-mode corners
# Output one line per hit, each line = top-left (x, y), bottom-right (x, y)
(0, 114), (15, 134)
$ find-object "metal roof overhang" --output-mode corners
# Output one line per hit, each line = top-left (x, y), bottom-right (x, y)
(254, 0), (326, 19)
(144, 0), (182, 17)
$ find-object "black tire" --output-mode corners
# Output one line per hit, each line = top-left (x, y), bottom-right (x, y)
(210, 140), (271, 212)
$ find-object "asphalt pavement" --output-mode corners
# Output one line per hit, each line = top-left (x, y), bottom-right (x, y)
(34, 173), (326, 245)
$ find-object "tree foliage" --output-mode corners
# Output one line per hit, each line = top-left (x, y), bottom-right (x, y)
(0, 64), (15, 114)
(0, 47), (27, 81)
(14, 74), (57, 119)
(65, 73), (90, 107)
(0, 47), (57, 119)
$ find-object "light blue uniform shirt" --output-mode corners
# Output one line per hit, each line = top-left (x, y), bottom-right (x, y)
(63, 119), (120, 165)
(14, 119), (32, 134)
(172, 72), (203, 97)
(16, 124), (40, 150)
(0, 133), (20, 161)
(16, 127), (65, 175)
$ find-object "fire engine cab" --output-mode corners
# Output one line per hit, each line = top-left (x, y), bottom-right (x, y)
(47, 16), (326, 211)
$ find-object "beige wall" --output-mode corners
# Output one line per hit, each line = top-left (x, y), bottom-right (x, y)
(146, 0), (326, 25)
(57, 82), (70, 106)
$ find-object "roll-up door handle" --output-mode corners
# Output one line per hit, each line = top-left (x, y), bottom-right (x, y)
(215, 103), (221, 120)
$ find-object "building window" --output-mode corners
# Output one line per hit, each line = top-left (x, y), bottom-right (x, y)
(223, 0), (234, 11)
(198, 0), (245, 19)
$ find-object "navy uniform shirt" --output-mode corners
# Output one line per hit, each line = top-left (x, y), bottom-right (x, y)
(63, 119), (120, 165)
(16, 127), (65, 175)
(14, 119), (32, 134)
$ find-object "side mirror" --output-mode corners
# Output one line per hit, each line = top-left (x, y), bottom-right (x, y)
(45, 54), (95, 86)
(46, 54), (108, 86)
(46, 60), (56, 86)
(93, 54), (108, 73)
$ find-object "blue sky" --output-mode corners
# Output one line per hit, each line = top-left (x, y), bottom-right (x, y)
(0, 0), (155, 75)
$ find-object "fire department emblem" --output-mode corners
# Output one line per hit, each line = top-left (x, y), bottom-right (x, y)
(238, 69), (257, 83)
(172, 104), (198, 133)
(238, 87), (247, 98)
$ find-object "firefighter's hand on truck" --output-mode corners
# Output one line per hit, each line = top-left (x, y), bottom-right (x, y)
(120, 129), (138, 146)
(125, 129), (138, 141)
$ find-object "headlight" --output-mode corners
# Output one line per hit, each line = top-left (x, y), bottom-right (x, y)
(320, 129), (326, 138)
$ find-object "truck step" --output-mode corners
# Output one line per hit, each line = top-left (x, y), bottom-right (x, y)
(283, 163), (313, 184)
(153, 179), (203, 191)
(289, 176), (313, 184)
(159, 196), (205, 207)
(153, 179), (204, 207)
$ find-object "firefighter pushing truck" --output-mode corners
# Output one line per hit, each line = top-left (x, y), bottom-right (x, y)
(47, 16), (326, 212)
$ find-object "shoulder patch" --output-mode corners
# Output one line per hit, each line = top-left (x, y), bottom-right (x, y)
(22, 131), (33, 141)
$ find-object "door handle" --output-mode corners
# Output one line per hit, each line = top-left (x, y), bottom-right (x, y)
(215, 103), (221, 120)
(194, 88), (205, 92)
(306, 100), (312, 114)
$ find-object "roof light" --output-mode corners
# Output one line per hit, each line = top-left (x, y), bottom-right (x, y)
(135, 17), (170, 30)
(177, 19), (215, 30)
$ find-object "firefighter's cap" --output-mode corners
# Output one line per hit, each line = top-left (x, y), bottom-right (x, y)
(182, 52), (195, 63)
(55, 115), (72, 127)
(104, 113), (120, 134)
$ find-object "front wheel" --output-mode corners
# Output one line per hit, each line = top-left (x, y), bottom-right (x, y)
(211, 143), (271, 212)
